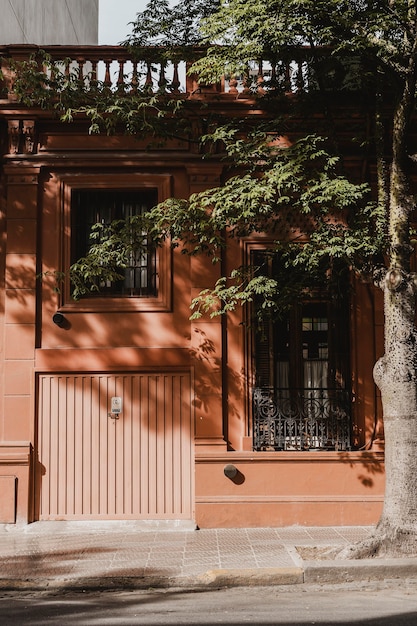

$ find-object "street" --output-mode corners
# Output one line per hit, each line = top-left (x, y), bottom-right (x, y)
(1, 581), (417, 625)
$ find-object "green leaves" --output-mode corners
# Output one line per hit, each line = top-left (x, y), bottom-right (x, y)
(190, 272), (281, 319)
(149, 129), (385, 319)
(123, 0), (220, 47)
(13, 1), (412, 317)
(69, 215), (152, 300)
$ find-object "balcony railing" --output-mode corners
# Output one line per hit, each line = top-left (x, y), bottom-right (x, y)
(253, 387), (351, 451)
(0, 44), (362, 100)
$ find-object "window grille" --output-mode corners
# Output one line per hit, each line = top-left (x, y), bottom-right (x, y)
(253, 387), (351, 451)
(71, 189), (157, 297)
(251, 250), (351, 451)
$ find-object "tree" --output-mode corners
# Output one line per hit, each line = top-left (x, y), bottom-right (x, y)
(10, 0), (417, 556)
(179, 0), (417, 558)
(129, 0), (417, 558)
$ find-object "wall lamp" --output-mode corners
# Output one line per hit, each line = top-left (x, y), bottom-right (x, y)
(52, 312), (66, 328)
(224, 464), (238, 479)
(223, 464), (245, 484)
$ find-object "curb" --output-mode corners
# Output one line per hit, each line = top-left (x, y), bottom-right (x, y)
(195, 567), (304, 587)
(0, 568), (304, 592)
(304, 558), (417, 584)
(2, 560), (417, 591)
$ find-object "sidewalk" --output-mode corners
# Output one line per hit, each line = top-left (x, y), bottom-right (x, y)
(1, 522), (417, 591)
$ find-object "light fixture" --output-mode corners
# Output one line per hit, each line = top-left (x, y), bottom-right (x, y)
(52, 312), (65, 327)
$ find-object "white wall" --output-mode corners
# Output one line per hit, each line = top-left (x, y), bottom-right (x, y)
(0, 0), (98, 45)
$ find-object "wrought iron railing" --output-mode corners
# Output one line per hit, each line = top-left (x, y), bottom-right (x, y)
(253, 387), (351, 451)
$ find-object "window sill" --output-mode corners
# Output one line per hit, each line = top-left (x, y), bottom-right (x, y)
(59, 295), (171, 313)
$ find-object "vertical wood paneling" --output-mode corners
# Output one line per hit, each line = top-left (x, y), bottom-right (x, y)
(37, 372), (193, 520)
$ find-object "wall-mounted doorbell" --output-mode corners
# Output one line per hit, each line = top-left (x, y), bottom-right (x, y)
(108, 396), (122, 419)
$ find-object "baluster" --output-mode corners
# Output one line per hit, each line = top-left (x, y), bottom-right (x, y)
(171, 62), (180, 93)
(117, 59), (125, 92)
(158, 62), (167, 92)
(228, 74), (238, 94)
(130, 61), (138, 93)
(65, 58), (70, 82)
(257, 60), (265, 95)
(49, 61), (56, 88)
(1, 58), (13, 98)
(240, 68), (251, 97)
(284, 61), (291, 93)
(296, 60), (304, 92)
(144, 63), (153, 93)
(90, 59), (98, 89)
(77, 58), (85, 86)
(104, 60), (112, 89)
(270, 63), (277, 89)
(40, 58), (49, 92)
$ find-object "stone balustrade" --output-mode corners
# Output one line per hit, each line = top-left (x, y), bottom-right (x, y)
(0, 44), (334, 99)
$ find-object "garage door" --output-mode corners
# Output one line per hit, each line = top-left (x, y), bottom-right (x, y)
(37, 372), (193, 520)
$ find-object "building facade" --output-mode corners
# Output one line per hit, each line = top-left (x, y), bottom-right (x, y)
(0, 0), (98, 45)
(0, 45), (385, 527)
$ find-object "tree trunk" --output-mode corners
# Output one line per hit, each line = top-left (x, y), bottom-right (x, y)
(342, 271), (417, 558)
(340, 38), (417, 555)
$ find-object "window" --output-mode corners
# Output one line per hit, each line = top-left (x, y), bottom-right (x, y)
(251, 250), (351, 451)
(59, 174), (172, 312)
(255, 301), (337, 390)
(71, 189), (158, 297)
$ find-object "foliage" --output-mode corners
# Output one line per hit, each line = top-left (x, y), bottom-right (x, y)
(9, 1), (414, 320)
(190, 0), (413, 85)
(7, 51), (188, 138)
(145, 131), (384, 317)
(122, 0), (220, 47)
(69, 217), (154, 299)
(11, 0), (417, 555)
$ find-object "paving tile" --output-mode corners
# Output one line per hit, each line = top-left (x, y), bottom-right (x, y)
(246, 530), (280, 539)
(0, 524), (377, 587)
(183, 557), (221, 566)
(334, 527), (371, 540)
(305, 528), (345, 540)
(220, 562), (258, 570)
(256, 556), (295, 567)
(149, 545), (184, 552)
(144, 566), (179, 575)
(180, 565), (208, 576)
(185, 536), (218, 545)
(98, 568), (146, 578)
(112, 557), (149, 565)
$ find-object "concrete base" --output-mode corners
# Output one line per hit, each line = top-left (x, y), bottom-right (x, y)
(1, 519), (197, 534)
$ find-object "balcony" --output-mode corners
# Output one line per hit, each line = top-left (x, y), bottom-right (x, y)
(0, 44), (361, 101)
(253, 387), (352, 452)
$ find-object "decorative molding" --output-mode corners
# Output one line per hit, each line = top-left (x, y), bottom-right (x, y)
(7, 120), (36, 155)
(0, 443), (32, 465)
(7, 174), (39, 185)
(23, 120), (35, 154)
(7, 120), (20, 154)
(196, 495), (384, 504)
(195, 450), (385, 462)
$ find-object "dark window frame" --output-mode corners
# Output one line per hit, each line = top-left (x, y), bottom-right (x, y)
(58, 174), (172, 312)
(247, 244), (352, 451)
(71, 188), (158, 298)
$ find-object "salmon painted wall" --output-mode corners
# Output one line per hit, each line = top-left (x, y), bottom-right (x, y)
(195, 452), (384, 527)
(0, 121), (385, 526)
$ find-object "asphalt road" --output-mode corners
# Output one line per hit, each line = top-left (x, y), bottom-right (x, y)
(1, 581), (417, 625)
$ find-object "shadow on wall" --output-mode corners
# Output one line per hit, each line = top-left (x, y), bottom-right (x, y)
(189, 326), (244, 419)
(338, 451), (384, 488)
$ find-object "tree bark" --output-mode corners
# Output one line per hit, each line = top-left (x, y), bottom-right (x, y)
(351, 272), (417, 557)
(341, 58), (417, 555)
